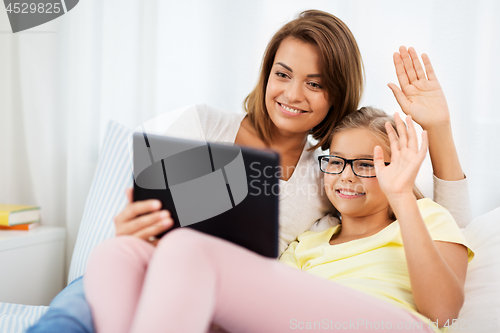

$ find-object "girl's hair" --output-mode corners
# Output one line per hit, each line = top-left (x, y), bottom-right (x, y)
(331, 106), (425, 220)
(244, 9), (364, 151)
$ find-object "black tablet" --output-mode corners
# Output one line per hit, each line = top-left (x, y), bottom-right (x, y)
(133, 132), (280, 258)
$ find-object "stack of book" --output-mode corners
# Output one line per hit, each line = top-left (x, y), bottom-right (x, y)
(0, 204), (41, 230)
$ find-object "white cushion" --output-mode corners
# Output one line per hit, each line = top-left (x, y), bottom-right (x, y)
(0, 303), (48, 333)
(450, 207), (500, 332)
(67, 120), (132, 283)
(68, 108), (191, 283)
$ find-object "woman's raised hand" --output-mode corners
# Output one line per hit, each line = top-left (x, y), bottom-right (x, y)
(374, 113), (428, 200)
(114, 188), (173, 243)
(388, 46), (450, 130)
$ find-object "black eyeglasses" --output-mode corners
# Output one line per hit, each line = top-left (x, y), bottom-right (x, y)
(318, 155), (390, 178)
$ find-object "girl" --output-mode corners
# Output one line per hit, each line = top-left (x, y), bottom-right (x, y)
(84, 106), (473, 333)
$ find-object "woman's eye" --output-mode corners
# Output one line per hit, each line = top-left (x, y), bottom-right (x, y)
(359, 162), (374, 168)
(308, 82), (322, 89)
(275, 72), (288, 79)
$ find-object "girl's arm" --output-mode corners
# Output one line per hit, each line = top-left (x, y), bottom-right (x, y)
(374, 115), (468, 327)
(390, 195), (468, 326)
(388, 46), (464, 181)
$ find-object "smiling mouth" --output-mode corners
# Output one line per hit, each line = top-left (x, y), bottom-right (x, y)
(278, 102), (309, 114)
(336, 189), (366, 197)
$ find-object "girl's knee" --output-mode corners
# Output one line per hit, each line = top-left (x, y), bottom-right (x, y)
(158, 228), (204, 245)
(87, 236), (154, 269)
(156, 228), (213, 258)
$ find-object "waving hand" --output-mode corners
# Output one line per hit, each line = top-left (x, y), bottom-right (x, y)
(374, 113), (428, 200)
(388, 46), (450, 130)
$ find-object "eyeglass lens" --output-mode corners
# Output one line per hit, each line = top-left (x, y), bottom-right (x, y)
(320, 157), (376, 177)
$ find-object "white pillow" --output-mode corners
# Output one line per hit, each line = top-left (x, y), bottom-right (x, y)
(69, 108), (196, 283)
(450, 207), (500, 332)
(67, 120), (132, 283)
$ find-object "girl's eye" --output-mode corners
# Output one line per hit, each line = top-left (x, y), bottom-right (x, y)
(308, 82), (322, 89)
(359, 162), (374, 168)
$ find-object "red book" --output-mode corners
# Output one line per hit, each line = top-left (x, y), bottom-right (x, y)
(0, 222), (41, 230)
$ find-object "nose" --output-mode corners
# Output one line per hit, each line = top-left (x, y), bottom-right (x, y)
(340, 163), (356, 182)
(284, 80), (304, 103)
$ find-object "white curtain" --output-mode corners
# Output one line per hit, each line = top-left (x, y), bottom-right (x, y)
(1, 0), (499, 279)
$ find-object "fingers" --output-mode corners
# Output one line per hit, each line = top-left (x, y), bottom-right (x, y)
(115, 189), (173, 240)
(373, 145), (386, 174)
(393, 52), (409, 89)
(394, 113), (408, 150)
(385, 121), (400, 159)
(421, 53), (438, 81)
(114, 199), (161, 228)
(133, 214), (174, 240)
(405, 115), (418, 152)
(391, 114), (428, 166)
(408, 47), (426, 80)
(395, 46), (430, 85)
(387, 83), (410, 111)
(399, 46), (418, 83)
(394, 113), (425, 154)
(418, 130), (429, 161)
(126, 188), (133, 204)
(129, 209), (170, 233)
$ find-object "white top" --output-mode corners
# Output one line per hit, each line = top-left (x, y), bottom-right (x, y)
(163, 104), (472, 253)
(432, 175), (472, 229)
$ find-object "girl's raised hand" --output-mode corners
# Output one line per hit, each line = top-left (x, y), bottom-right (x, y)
(374, 113), (428, 200)
(388, 46), (450, 130)
(113, 188), (173, 244)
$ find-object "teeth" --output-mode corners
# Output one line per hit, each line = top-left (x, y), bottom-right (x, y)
(338, 190), (364, 196)
(281, 104), (304, 113)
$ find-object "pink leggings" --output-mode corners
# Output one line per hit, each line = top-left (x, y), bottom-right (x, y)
(84, 228), (434, 332)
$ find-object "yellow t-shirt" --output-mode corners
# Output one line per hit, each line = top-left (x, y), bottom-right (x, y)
(279, 198), (474, 332)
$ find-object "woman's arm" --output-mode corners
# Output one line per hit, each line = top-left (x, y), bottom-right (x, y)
(388, 46), (464, 181)
(389, 47), (472, 227)
(374, 115), (468, 327)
